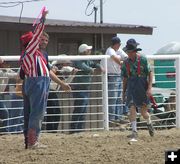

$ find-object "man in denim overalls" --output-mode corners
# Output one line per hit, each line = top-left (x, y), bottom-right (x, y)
(121, 39), (155, 139)
(20, 10), (71, 149)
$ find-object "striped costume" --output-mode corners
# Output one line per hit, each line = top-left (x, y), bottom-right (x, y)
(20, 17), (49, 77)
(21, 16), (51, 149)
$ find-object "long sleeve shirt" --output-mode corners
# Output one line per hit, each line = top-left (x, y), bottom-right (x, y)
(72, 60), (101, 90)
(20, 17), (49, 77)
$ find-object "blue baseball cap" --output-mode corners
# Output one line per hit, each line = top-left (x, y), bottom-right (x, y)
(111, 36), (121, 45)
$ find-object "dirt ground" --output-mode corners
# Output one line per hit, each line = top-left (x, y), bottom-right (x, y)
(0, 128), (180, 164)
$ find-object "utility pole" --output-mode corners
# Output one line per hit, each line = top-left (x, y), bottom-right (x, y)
(100, 0), (103, 24)
(94, 6), (98, 54)
(94, 6), (98, 23)
(100, 0), (104, 51)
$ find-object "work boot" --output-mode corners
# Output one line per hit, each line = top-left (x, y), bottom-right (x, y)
(147, 123), (155, 137)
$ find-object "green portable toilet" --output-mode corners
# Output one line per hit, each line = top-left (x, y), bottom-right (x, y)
(154, 59), (175, 88)
(154, 42), (180, 89)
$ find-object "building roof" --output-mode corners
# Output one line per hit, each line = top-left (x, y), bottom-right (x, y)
(0, 15), (154, 35)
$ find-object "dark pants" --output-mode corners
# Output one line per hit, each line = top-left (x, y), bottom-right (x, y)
(45, 90), (61, 131)
(70, 90), (89, 133)
(0, 98), (9, 133)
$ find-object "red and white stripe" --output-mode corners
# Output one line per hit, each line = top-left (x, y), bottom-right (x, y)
(21, 20), (49, 77)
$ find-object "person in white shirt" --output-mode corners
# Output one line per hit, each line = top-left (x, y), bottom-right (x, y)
(105, 36), (128, 124)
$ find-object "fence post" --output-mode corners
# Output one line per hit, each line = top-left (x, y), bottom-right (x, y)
(101, 57), (109, 130)
(176, 56), (180, 128)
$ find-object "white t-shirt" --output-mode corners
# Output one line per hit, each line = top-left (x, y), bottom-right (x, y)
(105, 47), (127, 74)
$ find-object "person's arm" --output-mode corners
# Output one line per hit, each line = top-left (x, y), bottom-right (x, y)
(49, 70), (71, 92)
(121, 62), (128, 103)
(106, 48), (122, 66)
(117, 49), (128, 66)
(25, 10), (48, 55)
(75, 61), (94, 73)
(91, 61), (105, 74)
(122, 77), (128, 103)
(0, 69), (18, 79)
(0, 58), (18, 78)
(111, 55), (122, 66)
(64, 68), (79, 83)
(144, 57), (153, 97)
(147, 71), (153, 97)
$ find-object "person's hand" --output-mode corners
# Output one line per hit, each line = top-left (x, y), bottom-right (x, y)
(72, 68), (79, 75)
(146, 87), (152, 98)
(120, 61), (124, 65)
(61, 83), (71, 92)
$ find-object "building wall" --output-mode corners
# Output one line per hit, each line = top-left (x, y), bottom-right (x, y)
(0, 30), (114, 56)
(47, 32), (114, 56)
(0, 30), (20, 56)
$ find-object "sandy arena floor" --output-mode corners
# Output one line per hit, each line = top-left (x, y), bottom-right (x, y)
(0, 128), (180, 164)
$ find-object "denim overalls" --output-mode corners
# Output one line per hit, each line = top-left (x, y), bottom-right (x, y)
(125, 55), (149, 108)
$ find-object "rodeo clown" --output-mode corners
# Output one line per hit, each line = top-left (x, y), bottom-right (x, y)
(19, 8), (71, 149)
(121, 39), (155, 140)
